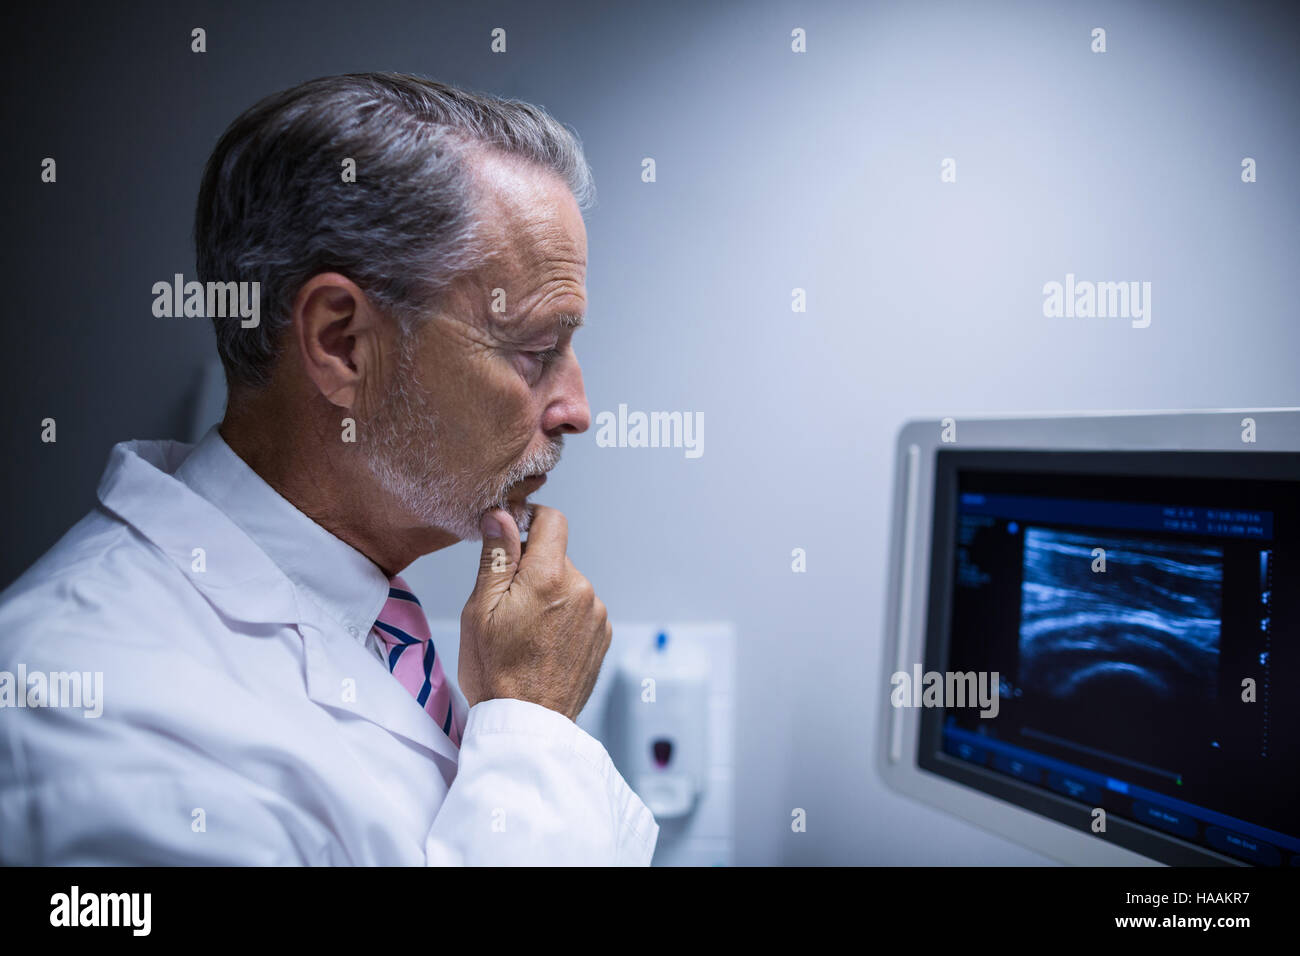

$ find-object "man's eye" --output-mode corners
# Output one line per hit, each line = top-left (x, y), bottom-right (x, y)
(531, 348), (562, 367)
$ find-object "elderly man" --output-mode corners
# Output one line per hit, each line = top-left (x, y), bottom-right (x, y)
(0, 73), (658, 865)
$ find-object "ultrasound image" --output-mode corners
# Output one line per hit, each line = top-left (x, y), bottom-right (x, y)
(1019, 528), (1223, 707)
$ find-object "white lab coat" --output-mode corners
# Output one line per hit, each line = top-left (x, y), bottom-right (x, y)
(0, 429), (658, 865)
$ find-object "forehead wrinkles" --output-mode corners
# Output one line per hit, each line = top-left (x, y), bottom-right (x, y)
(447, 259), (583, 340)
(501, 210), (586, 280)
(479, 232), (586, 332)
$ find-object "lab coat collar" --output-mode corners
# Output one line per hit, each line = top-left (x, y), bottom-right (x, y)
(95, 431), (461, 766)
(173, 426), (389, 641)
(96, 435), (302, 625)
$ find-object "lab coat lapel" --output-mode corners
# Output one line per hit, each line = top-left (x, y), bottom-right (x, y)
(300, 622), (461, 765)
(99, 439), (460, 766)
(97, 439), (301, 623)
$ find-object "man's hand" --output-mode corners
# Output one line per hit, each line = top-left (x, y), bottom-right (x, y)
(459, 505), (612, 721)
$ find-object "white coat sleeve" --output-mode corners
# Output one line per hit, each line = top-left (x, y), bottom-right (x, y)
(425, 698), (659, 865)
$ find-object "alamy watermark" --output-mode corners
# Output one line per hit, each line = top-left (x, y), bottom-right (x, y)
(50, 886), (150, 936)
(594, 403), (703, 459)
(152, 273), (260, 327)
(1042, 273), (1151, 328)
(0, 665), (103, 718)
(890, 665), (1000, 719)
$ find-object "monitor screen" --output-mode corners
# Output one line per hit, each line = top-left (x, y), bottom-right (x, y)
(917, 449), (1300, 866)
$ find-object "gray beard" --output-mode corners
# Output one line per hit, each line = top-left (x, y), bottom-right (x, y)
(360, 340), (563, 541)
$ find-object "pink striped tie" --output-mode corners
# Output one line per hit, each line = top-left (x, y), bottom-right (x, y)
(370, 575), (462, 747)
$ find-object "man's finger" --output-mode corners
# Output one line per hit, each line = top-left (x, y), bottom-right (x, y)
(473, 508), (521, 607)
(519, 504), (568, 570)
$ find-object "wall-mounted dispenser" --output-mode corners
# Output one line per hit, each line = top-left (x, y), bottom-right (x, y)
(610, 629), (710, 819)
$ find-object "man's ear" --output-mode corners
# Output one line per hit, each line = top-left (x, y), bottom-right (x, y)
(292, 273), (384, 410)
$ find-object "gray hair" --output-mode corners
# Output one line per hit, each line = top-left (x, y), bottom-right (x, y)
(193, 71), (594, 391)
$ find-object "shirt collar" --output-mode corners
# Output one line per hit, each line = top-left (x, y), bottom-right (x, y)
(174, 425), (390, 644)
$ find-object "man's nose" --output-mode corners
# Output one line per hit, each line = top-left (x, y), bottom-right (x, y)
(543, 354), (590, 436)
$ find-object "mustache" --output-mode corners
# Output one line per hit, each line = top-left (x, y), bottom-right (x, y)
(490, 436), (565, 497)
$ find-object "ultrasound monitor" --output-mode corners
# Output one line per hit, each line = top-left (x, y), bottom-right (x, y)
(876, 409), (1300, 866)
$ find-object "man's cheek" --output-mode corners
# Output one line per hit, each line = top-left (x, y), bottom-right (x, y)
(480, 389), (535, 445)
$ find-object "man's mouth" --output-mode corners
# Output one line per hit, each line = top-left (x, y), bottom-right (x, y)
(517, 472), (548, 490)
